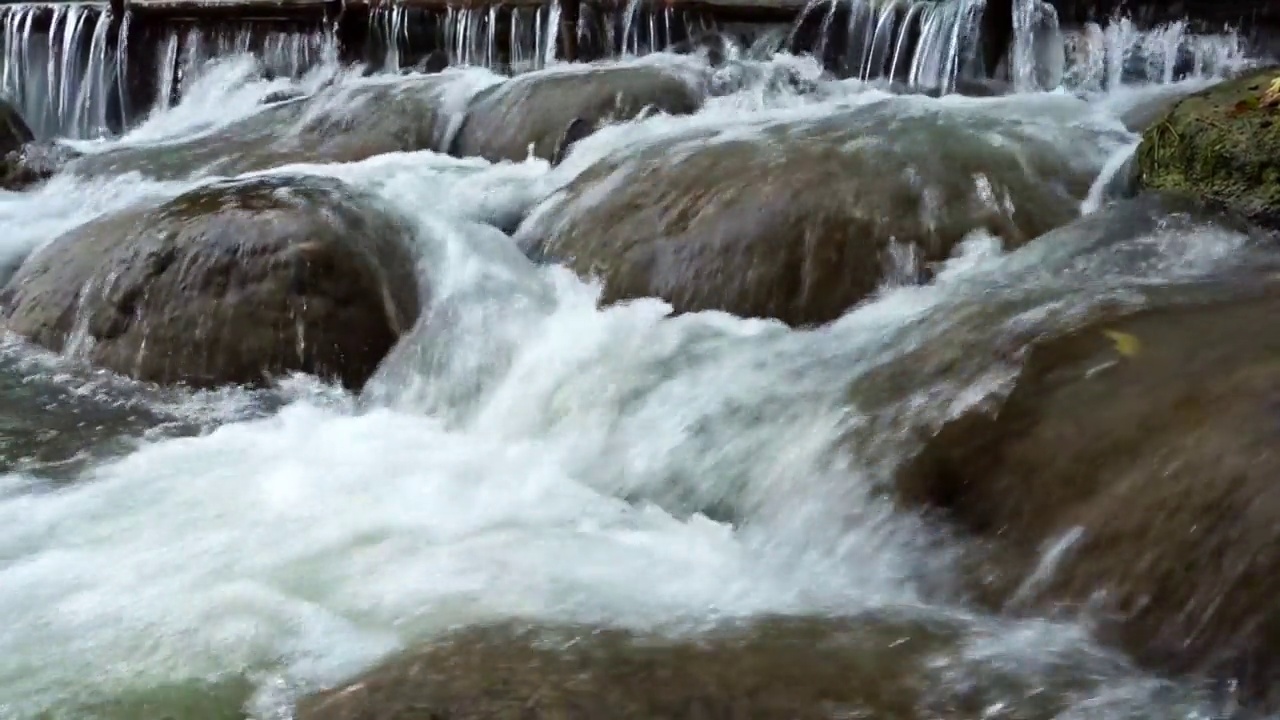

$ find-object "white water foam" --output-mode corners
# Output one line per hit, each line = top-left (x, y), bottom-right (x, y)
(0, 39), (1264, 719)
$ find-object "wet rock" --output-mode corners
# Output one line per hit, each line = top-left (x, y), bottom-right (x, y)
(951, 77), (1014, 97)
(895, 215), (1280, 707)
(69, 75), (461, 180)
(416, 49), (451, 74)
(516, 97), (1111, 326)
(1136, 66), (1280, 230)
(0, 175), (421, 390)
(0, 99), (74, 191)
(260, 88), (307, 105)
(295, 614), (1156, 720)
(451, 63), (705, 164)
(1116, 85), (1197, 133)
(892, 77), (1013, 99)
(1, 141), (81, 190)
(549, 117), (594, 166)
(668, 30), (732, 67)
(0, 98), (33, 157)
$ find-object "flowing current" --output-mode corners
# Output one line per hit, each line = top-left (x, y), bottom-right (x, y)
(0, 17), (1266, 720)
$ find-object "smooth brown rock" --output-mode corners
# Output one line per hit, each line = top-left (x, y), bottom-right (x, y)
(295, 614), (1149, 720)
(0, 174), (421, 390)
(517, 97), (1107, 326)
(451, 63), (705, 164)
(897, 271), (1280, 709)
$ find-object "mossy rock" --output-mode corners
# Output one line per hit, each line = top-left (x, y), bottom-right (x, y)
(1136, 66), (1280, 229)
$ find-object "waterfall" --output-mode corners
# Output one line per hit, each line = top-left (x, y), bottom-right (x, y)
(790, 0), (998, 89)
(150, 23), (333, 111)
(784, 0), (1067, 89)
(1062, 16), (1247, 91)
(0, 0), (1259, 141)
(441, 4), (560, 70)
(0, 2), (122, 139)
(0, 1), (332, 139)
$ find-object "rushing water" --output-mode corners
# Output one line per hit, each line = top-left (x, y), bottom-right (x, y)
(0, 11), (1270, 720)
(0, 0), (1252, 140)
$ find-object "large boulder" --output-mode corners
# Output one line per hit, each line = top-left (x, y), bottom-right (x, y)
(1136, 66), (1280, 230)
(516, 95), (1124, 326)
(69, 74), (471, 181)
(893, 224), (1280, 707)
(450, 62), (706, 164)
(0, 175), (421, 390)
(295, 614), (1163, 720)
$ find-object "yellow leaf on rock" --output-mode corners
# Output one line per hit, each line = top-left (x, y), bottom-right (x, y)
(1102, 330), (1142, 358)
(1261, 75), (1280, 108)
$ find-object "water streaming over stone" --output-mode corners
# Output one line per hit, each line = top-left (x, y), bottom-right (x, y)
(0, 0), (1257, 140)
(150, 23), (334, 111)
(0, 5), (1271, 719)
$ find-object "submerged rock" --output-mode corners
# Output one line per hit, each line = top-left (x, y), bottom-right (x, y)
(517, 96), (1112, 326)
(892, 199), (1280, 708)
(53, 676), (254, 720)
(1136, 66), (1280, 229)
(68, 74), (465, 180)
(451, 63), (705, 164)
(0, 175), (421, 390)
(295, 614), (1157, 720)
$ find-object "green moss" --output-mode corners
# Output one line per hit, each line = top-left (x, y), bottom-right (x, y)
(1136, 66), (1280, 228)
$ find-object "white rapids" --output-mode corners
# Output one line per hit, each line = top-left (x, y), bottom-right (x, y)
(0, 18), (1265, 720)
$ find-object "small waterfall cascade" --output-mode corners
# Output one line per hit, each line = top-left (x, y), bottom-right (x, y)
(0, 2), (123, 139)
(789, 0), (996, 89)
(1062, 16), (1249, 91)
(619, 0), (680, 55)
(0, 1), (333, 138)
(151, 23), (334, 111)
(368, 3), (410, 71)
(1008, 0), (1061, 90)
(361, 3), (565, 74)
(0, 0), (1265, 141)
(441, 3), (561, 70)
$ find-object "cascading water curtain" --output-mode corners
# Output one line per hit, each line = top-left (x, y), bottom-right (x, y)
(786, 0), (1064, 91)
(151, 23), (335, 111)
(0, 2), (122, 140)
(439, 3), (560, 70)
